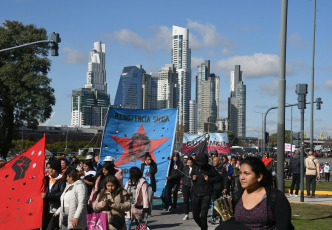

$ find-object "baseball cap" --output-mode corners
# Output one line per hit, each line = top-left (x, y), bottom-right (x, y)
(191, 152), (196, 156)
(183, 155), (188, 159)
(104, 156), (114, 162)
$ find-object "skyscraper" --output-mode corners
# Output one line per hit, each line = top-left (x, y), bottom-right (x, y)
(71, 42), (110, 127)
(228, 65), (246, 137)
(85, 42), (107, 93)
(157, 64), (178, 109)
(196, 60), (219, 133)
(114, 65), (151, 109)
(172, 25), (191, 132)
(189, 100), (197, 134)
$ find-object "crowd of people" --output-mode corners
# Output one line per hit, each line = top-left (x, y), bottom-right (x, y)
(41, 152), (155, 230)
(10, 147), (330, 230)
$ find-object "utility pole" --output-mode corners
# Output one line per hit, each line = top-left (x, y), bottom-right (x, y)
(296, 83), (308, 202)
(310, 0), (317, 152)
(277, 0), (288, 192)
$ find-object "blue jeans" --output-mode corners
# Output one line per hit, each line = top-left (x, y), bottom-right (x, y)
(125, 218), (140, 230)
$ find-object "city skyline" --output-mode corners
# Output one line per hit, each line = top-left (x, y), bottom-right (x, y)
(2, 0), (332, 139)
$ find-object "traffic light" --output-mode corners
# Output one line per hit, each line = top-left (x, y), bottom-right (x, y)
(295, 84), (308, 109)
(50, 43), (59, 56)
(315, 97), (322, 110)
(49, 32), (61, 56)
(265, 132), (269, 144)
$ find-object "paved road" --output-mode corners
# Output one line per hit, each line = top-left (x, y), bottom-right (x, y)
(133, 192), (332, 230)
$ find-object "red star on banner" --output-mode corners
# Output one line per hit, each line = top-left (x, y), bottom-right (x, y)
(111, 125), (169, 167)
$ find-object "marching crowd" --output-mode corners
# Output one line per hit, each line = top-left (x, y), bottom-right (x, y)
(34, 148), (332, 230)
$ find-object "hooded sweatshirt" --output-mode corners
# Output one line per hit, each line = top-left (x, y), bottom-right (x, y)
(191, 154), (222, 196)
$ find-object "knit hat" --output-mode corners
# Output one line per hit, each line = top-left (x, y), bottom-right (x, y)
(195, 153), (208, 165)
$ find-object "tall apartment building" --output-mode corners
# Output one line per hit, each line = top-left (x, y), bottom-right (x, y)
(196, 60), (219, 133)
(216, 117), (229, 132)
(228, 65), (246, 137)
(85, 42), (107, 93)
(157, 64), (178, 109)
(189, 100), (197, 134)
(71, 42), (110, 127)
(172, 25), (191, 131)
(150, 73), (159, 109)
(114, 65), (154, 109)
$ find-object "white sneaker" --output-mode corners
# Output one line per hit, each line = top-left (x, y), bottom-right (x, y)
(289, 194), (292, 197)
(295, 195), (298, 197)
(183, 215), (189, 220)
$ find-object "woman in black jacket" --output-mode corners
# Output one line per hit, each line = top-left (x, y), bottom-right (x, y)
(141, 153), (158, 215)
(41, 160), (67, 230)
(165, 152), (183, 212)
(217, 157), (294, 230)
(178, 157), (194, 220)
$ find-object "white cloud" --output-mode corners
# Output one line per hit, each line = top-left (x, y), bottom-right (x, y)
(259, 79), (279, 96)
(187, 19), (234, 48)
(113, 29), (152, 51)
(62, 47), (88, 64)
(214, 53), (294, 78)
(105, 26), (172, 52)
(289, 33), (307, 48)
(191, 56), (205, 70)
(324, 80), (332, 90)
(221, 48), (233, 55)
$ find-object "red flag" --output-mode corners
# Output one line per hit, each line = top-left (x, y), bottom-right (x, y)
(0, 136), (45, 230)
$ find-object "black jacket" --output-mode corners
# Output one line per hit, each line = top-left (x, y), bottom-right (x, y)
(214, 163), (229, 191)
(44, 175), (66, 212)
(180, 165), (193, 187)
(232, 187), (294, 230)
(167, 160), (183, 182)
(191, 154), (222, 196)
(289, 154), (301, 174)
(141, 160), (158, 192)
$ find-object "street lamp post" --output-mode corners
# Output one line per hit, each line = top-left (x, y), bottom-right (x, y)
(254, 111), (264, 154)
(310, 0), (317, 152)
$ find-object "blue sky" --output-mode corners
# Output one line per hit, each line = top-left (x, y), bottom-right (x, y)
(1, 0), (332, 139)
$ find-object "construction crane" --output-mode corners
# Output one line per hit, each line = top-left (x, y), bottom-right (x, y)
(40, 112), (55, 126)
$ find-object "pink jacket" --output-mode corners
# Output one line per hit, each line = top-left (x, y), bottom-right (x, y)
(88, 167), (123, 206)
(124, 178), (149, 220)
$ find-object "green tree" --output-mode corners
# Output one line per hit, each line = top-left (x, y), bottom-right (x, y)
(0, 21), (55, 157)
(268, 130), (292, 147)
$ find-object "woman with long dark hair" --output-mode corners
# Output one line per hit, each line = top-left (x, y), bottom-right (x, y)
(218, 157), (294, 230)
(94, 176), (130, 230)
(124, 167), (149, 230)
(88, 163), (122, 207)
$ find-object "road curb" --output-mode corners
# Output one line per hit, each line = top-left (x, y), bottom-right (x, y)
(284, 189), (332, 196)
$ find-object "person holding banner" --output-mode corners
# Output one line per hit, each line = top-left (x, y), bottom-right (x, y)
(191, 153), (222, 230)
(165, 152), (183, 212)
(41, 160), (66, 230)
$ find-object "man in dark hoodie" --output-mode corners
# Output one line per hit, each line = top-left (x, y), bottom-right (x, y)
(191, 153), (222, 230)
(165, 152), (183, 211)
(289, 150), (301, 197)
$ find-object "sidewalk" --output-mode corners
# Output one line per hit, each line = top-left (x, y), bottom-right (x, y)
(286, 194), (332, 206)
(142, 192), (332, 230)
